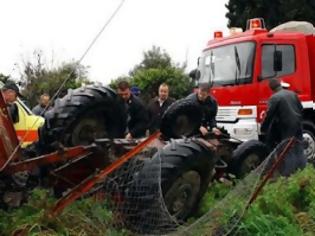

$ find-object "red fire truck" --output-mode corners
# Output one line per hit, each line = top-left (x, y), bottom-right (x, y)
(195, 18), (315, 161)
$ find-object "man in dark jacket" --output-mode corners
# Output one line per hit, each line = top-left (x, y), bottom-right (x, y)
(148, 83), (175, 134)
(117, 81), (149, 139)
(186, 83), (221, 136)
(261, 78), (306, 176)
(32, 93), (51, 117)
(2, 81), (20, 123)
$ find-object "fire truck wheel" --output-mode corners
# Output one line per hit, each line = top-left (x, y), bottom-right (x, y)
(126, 139), (216, 233)
(229, 140), (269, 178)
(302, 121), (315, 163)
(160, 98), (202, 139)
(39, 85), (126, 150)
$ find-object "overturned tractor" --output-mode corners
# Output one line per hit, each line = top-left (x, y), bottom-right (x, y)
(0, 85), (270, 233)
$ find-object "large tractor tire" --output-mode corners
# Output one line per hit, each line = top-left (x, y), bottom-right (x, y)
(302, 120), (315, 163)
(39, 85), (126, 150)
(160, 98), (202, 139)
(229, 140), (269, 178)
(158, 140), (215, 220)
(126, 139), (216, 233)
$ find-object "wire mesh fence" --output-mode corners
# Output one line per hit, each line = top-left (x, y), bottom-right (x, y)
(91, 137), (305, 235)
(94, 139), (179, 234)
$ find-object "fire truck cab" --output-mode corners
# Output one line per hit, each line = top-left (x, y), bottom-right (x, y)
(195, 18), (315, 161)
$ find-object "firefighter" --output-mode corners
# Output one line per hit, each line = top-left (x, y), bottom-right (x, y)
(186, 83), (221, 136)
(261, 78), (307, 176)
(116, 81), (149, 139)
(148, 83), (175, 134)
(2, 81), (20, 123)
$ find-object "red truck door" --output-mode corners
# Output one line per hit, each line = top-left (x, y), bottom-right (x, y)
(256, 37), (311, 124)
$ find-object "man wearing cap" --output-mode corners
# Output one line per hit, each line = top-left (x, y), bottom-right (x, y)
(2, 81), (20, 123)
(261, 78), (306, 176)
(186, 83), (221, 136)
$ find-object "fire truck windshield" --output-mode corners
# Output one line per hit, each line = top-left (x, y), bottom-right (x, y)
(199, 42), (255, 86)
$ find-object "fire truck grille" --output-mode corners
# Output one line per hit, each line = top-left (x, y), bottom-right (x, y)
(216, 107), (238, 122)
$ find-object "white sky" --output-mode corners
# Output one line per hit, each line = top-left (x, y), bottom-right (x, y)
(0, 0), (229, 85)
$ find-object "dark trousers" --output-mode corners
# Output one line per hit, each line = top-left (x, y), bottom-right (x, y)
(279, 141), (307, 176)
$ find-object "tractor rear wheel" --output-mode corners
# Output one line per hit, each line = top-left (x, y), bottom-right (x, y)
(126, 139), (217, 234)
(39, 85), (126, 150)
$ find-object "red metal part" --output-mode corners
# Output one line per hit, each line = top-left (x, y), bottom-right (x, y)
(49, 146), (110, 195)
(4, 146), (92, 174)
(246, 138), (296, 207)
(0, 92), (19, 168)
(51, 131), (161, 217)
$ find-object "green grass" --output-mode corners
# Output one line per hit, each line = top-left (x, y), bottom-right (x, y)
(2, 166), (315, 235)
(195, 165), (315, 236)
(0, 189), (129, 236)
(238, 165), (315, 236)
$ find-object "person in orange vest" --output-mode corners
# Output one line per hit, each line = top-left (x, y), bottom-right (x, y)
(2, 80), (45, 146)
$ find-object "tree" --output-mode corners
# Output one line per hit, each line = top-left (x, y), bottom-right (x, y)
(18, 50), (91, 107)
(225, 0), (315, 30)
(0, 73), (10, 84)
(130, 46), (172, 75)
(132, 67), (192, 101)
(109, 76), (132, 90)
(110, 46), (193, 102)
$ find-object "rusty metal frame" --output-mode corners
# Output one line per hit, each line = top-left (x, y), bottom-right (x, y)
(50, 131), (161, 217)
(4, 146), (93, 174)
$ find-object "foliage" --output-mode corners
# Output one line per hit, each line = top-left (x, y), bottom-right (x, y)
(18, 50), (91, 107)
(1, 166), (315, 235)
(109, 76), (132, 90)
(0, 189), (129, 236)
(196, 181), (232, 218)
(0, 73), (10, 84)
(194, 166), (315, 235)
(110, 46), (193, 102)
(130, 46), (172, 75)
(132, 67), (192, 101)
(225, 0), (315, 30)
(237, 165), (315, 235)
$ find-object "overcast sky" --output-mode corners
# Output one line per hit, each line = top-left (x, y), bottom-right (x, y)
(0, 0), (229, 85)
